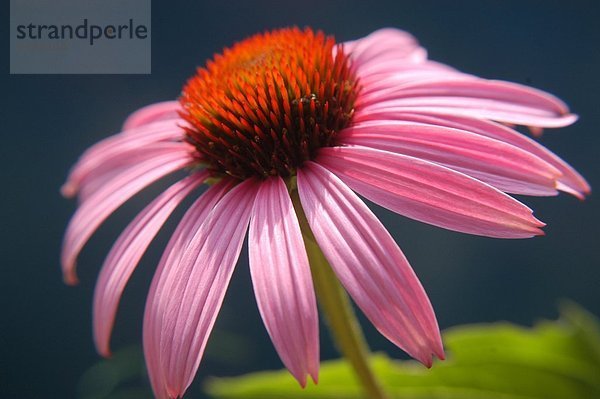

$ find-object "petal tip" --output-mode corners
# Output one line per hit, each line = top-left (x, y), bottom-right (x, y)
(94, 330), (112, 358)
(435, 348), (446, 361)
(61, 254), (79, 285)
(530, 214), (546, 229)
(63, 270), (79, 286)
(549, 113), (579, 128)
(310, 371), (319, 385)
(295, 373), (308, 389)
(60, 182), (77, 198)
(534, 228), (546, 237)
(291, 366), (319, 388)
(529, 126), (544, 137)
(566, 113), (579, 123)
(98, 347), (112, 358)
(420, 355), (434, 369)
(166, 386), (183, 399)
(578, 187), (591, 200)
(419, 348), (445, 368)
(557, 180), (590, 200)
(432, 339), (446, 361)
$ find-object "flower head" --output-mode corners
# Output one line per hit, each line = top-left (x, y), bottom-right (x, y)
(61, 27), (589, 399)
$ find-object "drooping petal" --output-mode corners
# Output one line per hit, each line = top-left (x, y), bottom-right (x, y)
(357, 79), (577, 128)
(77, 142), (194, 203)
(353, 111), (590, 198)
(339, 121), (562, 196)
(93, 173), (207, 357)
(297, 162), (444, 365)
(318, 146), (545, 238)
(143, 179), (234, 399)
(343, 28), (427, 68)
(62, 119), (186, 198)
(249, 177), (319, 386)
(122, 101), (183, 131)
(61, 144), (193, 284)
(144, 179), (259, 399)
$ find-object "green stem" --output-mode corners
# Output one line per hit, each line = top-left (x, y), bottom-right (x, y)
(291, 189), (389, 399)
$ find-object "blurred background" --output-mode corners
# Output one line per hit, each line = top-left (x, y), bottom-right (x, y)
(2, 1), (599, 398)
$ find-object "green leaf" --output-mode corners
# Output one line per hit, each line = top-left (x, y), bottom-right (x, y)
(78, 345), (153, 399)
(205, 303), (600, 399)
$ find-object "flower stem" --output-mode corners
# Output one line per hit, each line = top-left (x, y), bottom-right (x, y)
(291, 189), (389, 399)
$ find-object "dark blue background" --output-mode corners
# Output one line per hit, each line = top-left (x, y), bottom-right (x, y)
(2, 1), (599, 398)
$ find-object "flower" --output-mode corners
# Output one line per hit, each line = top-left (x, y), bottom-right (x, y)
(61, 27), (589, 399)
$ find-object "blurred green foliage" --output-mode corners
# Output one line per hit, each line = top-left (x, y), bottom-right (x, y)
(205, 302), (600, 399)
(78, 345), (153, 399)
(77, 302), (600, 398)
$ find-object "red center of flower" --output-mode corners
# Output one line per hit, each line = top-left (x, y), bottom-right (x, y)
(180, 27), (359, 180)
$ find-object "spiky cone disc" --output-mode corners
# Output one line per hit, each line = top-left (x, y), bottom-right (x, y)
(181, 27), (360, 180)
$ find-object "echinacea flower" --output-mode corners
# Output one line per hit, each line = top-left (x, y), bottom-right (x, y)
(61, 27), (589, 399)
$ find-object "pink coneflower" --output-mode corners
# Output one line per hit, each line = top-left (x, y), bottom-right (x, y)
(62, 27), (589, 399)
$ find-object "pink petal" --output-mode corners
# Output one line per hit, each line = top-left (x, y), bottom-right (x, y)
(122, 101), (183, 131)
(359, 67), (469, 95)
(339, 121), (562, 196)
(355, 59), (458, 80)
(62, 119), (186, 198)
(61, 145), (193, 285)
(357, 79), (577, 128)
(143, 179), (259, 399)
(318, 146), (545, 238)
(143, 179), (234, 399)
(77, 143), (193, 203)
(249, 177), (319, 386)
(93, 173), (207, 357)
(343, 28), (427, 68)
(353, 111), (590, 198)
(297, 162), (444, 365)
